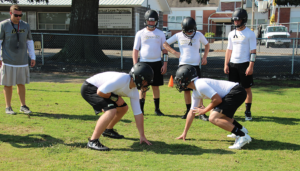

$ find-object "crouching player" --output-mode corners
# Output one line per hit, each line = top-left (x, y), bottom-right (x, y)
(81, 63), (153, 151)
(175, 65), (251, 149)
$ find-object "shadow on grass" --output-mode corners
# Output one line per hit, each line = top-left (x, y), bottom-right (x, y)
(232, 115), (300, 125)
(199, 138), (300, 151)
(0, 134), (63, 148)
(25, 112), (132, 123)
(114, 140), (235, 155)
(27, 88), (77, 93)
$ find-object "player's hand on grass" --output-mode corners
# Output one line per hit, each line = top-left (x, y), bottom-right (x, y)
(140, 136), (152, 145)
(176, 133), (186, 141)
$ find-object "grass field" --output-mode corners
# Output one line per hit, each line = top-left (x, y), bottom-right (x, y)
(0, 79), (300, 170)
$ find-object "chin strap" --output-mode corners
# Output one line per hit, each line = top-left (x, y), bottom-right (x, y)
(183, 31), (196, 46)
(233, 26), (238, 38)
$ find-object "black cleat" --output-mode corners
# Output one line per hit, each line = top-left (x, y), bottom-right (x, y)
(199, 114), (209, 121)
(102, 129), (124, 139)
(245, 111), (252, 121)
(87, 139), (110, 151)
(181, 110), (189, 119)
(155, 109), (165, 116)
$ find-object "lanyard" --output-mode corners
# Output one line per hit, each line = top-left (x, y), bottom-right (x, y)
(11, 21), (20, 48)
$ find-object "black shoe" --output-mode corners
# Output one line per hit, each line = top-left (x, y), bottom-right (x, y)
(87, 139), (110, 151)
(199, 114), (209, 121)
(181, 110), (189, 119)
(155, 109), (164, 116)
(102, 129), (124, 139)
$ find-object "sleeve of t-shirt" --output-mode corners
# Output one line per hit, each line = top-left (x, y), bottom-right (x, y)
(198, 81), (217, 99)
(249, 31), (256, 51)
(198, 32), (209, 45)
(133, 31), (141, 51)
(130, 91), (143, 115)
(191, 91), (201, 109)
(161, 32), (166, 50)
(98, 76), (127, 94)
(227, 32), (233, 50)
(166, 34), (177, 45)
(26, 24), (33, 40)
(0, 23), (4, 40)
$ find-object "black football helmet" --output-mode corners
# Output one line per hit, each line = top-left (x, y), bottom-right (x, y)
(144, 10), (159, 29)
(129, 62), (154, 91)
(231, 8), (248, 28)
(181, 17), (197, 45)
(174, 65), (198, 92)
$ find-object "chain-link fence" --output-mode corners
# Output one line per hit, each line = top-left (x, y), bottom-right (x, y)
(31, 33), (300, 80)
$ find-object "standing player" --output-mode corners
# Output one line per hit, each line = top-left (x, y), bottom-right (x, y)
(163, 17), (210, 120)
(81, 63), (153, 151)
(175, 66), (252, 150)
(224, 8), (256, 121)
(132, 10), (168, 116)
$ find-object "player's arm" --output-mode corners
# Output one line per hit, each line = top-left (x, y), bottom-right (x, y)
(0, 40), (2, 68)
(161, 49), (168, 75)
(224, 49), (232, 74)
(193, 93), (222, 116)
(134, 114), (152, 145)
(132, 49), (139, 65)
(246, 49), (256, 76)
(202, 43), (210, 65)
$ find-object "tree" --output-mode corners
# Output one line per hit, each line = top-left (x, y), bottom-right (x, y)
(275, 0), (300, 6)
(1, 0), (109, 63)
(179, 0), (210, 4)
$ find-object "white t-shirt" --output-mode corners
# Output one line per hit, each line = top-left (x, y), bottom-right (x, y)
(167, 31), (208, 66)
(191, 78), (238, 109)
(227, 27), (256, 63)
(86, 72), (142, 115)
(133, 28), (166, 62)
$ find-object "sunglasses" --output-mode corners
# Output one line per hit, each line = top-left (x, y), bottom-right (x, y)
(12, 13), (23, 17)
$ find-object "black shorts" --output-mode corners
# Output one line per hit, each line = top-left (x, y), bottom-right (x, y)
(81, 81), (127, 115)
(142, 61), (164, 86)
(178, 65), (201, 91)
(228, 62), (254, 88)
(212, 85), (247, 118)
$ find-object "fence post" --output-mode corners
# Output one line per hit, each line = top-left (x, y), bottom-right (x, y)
(199, 43), (202, 70)
(41, 33), (44, 65)
(258, 38), (260, 53)
(222, 23), (224, 50)
(121, 35), (123, 69)
(291, 39), (295, 75)
(296, 22), (299, 55)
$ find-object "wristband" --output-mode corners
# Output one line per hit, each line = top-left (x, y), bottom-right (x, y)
(163, 54), (168, 62)
(250, 53), (256, 62)
(109, 93), (118, 102)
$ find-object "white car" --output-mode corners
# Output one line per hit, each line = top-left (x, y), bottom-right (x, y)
(261, 25), (291, 48)
(163, 26), (171, 39)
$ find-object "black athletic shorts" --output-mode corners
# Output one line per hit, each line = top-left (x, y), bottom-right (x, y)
(142, 61), (164, 86)
(178, 65), (201, 91)
(228, 62), (254, 88)
(81, 81), (127, 115)
(212, 85), (247, 118)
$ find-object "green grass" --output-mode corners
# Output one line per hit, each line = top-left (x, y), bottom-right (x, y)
(0, 80), (300, 170)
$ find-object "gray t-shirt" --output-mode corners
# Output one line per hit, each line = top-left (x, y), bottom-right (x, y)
(0, 19), (33, 65)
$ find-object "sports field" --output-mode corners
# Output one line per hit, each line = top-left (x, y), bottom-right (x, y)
(0, 76), (300, 170)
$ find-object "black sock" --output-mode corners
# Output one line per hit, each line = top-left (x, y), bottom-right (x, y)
(140, 98), (145, 113)
(245, 103), (252, 112)
(186, 104), (191, 111)
(233, 120), (243, 129)
(231, 126), (245, 136)
(154, 98), (160, 111)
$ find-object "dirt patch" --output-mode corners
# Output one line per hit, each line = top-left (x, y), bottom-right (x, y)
(30, 72), (94, 83)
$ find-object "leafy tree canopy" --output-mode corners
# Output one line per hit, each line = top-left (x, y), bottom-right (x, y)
(275, 0), (299, 6)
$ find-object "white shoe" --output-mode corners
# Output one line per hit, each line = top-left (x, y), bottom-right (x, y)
(245, 116), (252, 121)
(245, 111), (252, 121)
(228, 134), (252, 150)
(227, 127), (248, 138)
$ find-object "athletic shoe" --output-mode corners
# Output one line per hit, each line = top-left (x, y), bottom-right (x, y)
(20, 105), (32, 114)
(245, 111), (252, 121)
(228, 134), (252, 150)
(199, 114), (209, 121)
(102, 129), (124, 139)
(87, 139), (110, 151)
(227, 127), (248, 138)
(155, 109), (165, 116)
(6, 107), (16, 115)
(181, 110), (189, 119)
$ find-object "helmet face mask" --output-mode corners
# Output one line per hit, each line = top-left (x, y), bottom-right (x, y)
(129, 63), (154, 92)
(175, 66), (198, 93)
(181, 17), (197, 37)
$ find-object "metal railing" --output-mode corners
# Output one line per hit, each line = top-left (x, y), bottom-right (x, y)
(31, 33), (300, 79)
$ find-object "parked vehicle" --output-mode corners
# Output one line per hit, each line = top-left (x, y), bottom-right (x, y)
(261, 25), (291, 48)
(163, 26), (171, 39)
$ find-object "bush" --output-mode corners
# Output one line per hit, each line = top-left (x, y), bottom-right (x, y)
(205, 32), (215, 37)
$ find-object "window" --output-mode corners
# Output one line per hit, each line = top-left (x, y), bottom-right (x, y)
(0, 12), (27, 22)
(196, 16), (203, 30)
(290, 18), (300, 32)
(38, 12), (70, 30)
(168, 15), (189, 30)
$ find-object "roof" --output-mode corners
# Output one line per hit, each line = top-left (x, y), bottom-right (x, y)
(166, 0), (219, 8)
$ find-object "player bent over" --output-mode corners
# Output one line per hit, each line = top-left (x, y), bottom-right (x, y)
(175, 66), (251, 149)
(81, 63), (153, 151)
